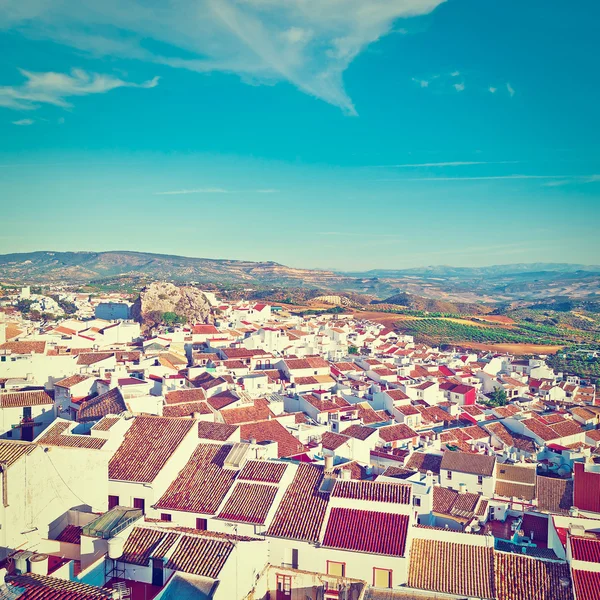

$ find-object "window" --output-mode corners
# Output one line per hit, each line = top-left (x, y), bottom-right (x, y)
(446, 470), (452, 480)
(327, 561), (345, 577)
(276, 574), (292, 597)
(478, 475), (484, 485)
(373, 568), (392, 588)
(108, 495), (119, 510)
(196, 518), (207, 530)
(413, 496), (421, 507)
(133, 498), (145, 513)
(160, 513), (172, 522)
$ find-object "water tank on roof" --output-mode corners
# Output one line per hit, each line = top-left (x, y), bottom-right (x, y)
(107, 536), (125, 560)
(28, 553), (49, 575)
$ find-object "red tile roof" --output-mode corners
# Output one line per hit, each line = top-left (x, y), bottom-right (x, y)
(405, 452), (443, 474)
(220, 399), (275, 425)
(0, 341), (46, 354)
(165, 388), (207, 405)
(572, 569), (600, 600)
(217, 482), (278, 524)
(321, 431), (351, 451)
(494, 552), (573, 600)
(571, 536), (600, 563)
(57, 524), (82, 544)
(238, 460), (288, 483)
(38, 422), (107, 450)
(4, 573), (112, 599)
(0, 439), (36, 467)
(408, 539), (494, 599)
(341, 424), (377, 440)
(54, 374), (91, 389)
(163, 401), (212, 418)
(155, 443), (236, 514)
(378, 423), (418, 443)
(440, 450), (495, 476)
(121, 527), (179, 566)
(0, 390), (53, 408)
(197, 421), (238, 441)
(331, 480), (411, 504)
(267, 463), (329, 542)
(322, 508), (409, 557)
(240, 419), (303, 458)
(109, 416), (195, 483)
(165, 533), (235, 578)
(77, 388), (127, 422)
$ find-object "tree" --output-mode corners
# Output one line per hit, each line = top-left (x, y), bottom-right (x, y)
(162, 311), (184, 326)
(486, 388), (508, 407)
(348, 345), (359, 355)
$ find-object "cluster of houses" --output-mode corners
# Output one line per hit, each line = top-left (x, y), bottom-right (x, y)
(0, 295), (599, 600)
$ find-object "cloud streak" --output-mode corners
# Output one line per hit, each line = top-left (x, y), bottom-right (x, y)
(0, 68), (159, 110)
(1, 0), (446, 115)
(12, 118), (34, 125)
(154, 187), (279, 195)
(377, 161), (520, 168)
(378, 174), (600, 183)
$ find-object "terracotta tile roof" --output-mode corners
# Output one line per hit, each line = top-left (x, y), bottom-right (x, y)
(240, 419), (303, 458)
(4, 572), (113, 599)
(322, 508), (409, 557)
(165, 534), (234, 578)
(572, 570), (600, 600)
(91, 416), (120, 431)
(109, 416), (195, 483)
(385, 389), (410, 402)
(574, 461), (600, 513)
(220, 399), (275, 425)
(381, 466), (416, 479)
(405, 452), (443, 474)
(341, 424), (377, 440)
(155, 443), (236, 514)
(440, 451), (495, 476)
(0, 341), (46, 354)
(217, 481), (278, 524)
(549, 419), (584, 438)
(536, 475), (573, 513)
(331, 480), (411, 504)
(378, 423), (418, 443)
(163, 401), (212, 418)
(408, 539), (494, 599)
(321, 431), (351, 451)
(238, 460), (288, 483)
(495, 481), (536, 501)
(0, 389), (53, 408)
(485, 421), (516, 446)
(76, 352), (114, 366)
(197, 421), (238, 441)
(267, 463), (329, 542)
(570, 536), (600, 563)
(522, 418), (559, 442)
(38, 422), (107, 449)
(206, 391), (239, 410)
(165, 388), (207, 405)
(432, 487), (481, 520)
(496, 463), (537, 485)
(494, 552), (573, 600)
(54, 374), (91, 389)
(121, 527), (179, 566)
(57, 524), (82, 544)
(77, 388), (127, 422)
(0, 439), (36, 468)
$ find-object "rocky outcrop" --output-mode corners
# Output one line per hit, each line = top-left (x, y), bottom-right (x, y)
(132, 282), (212, 330)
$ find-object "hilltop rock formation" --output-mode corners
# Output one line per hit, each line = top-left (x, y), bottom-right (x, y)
(132, 282), (212, 330)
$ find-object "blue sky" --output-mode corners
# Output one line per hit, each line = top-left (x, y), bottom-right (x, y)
(1, 0), (599, 270)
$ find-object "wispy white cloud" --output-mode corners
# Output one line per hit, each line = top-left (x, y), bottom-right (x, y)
(412, 77), (430, 88)
(155, 188), (232, 195)
(543, 175), (600, 187)
(488, 86), (497, 94)
(453, 82), (465, 92)
(154, 187), (279, 195)
(378, 174), (599, 182)
(506, 82), (515, 97)
(12, 118), (34, 125)
(0, 68), (159, 110)
(1, 0), (446, 115)
(377, 161), (519, 168)
(450, 70), (460, 77)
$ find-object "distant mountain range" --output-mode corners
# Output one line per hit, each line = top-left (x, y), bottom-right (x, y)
(1, 251), (599, 305)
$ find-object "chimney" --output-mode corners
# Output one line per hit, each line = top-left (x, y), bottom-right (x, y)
(324, 454), (334, 471)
